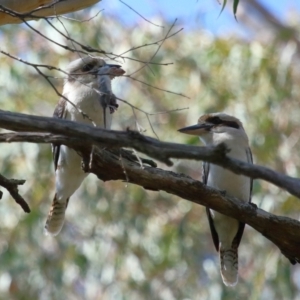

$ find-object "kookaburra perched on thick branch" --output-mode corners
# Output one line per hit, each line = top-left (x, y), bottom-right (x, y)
(45, 56), (125, 236)
(178, 113), (253, 287)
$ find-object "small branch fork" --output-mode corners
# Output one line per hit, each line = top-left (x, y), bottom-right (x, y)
(0, 174), (29, 213)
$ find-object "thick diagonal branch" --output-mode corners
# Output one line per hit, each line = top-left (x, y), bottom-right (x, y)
(91, 148), (300, 265)
(0, 110), (299, 199)
(0, 129), (299, 263)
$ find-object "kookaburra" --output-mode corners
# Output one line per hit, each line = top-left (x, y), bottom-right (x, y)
(45, 56), (125, 236)
(178, 113), (252, 286)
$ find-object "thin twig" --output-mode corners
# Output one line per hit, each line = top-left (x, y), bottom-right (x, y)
(119, 152), (129, 183)
(59, 10), (104, 22)
(0, 174), (30, 213)
(146, 114), (159, 140)
(24, 0), (61, 14)
(148, 107), (189, 116)
(55, 17), (81, 59)
(125, 76), (190, 98)
(119, 28), (183, 56)
(0, 5), (176, 67)
(23, 19), (87, 55)
(119, 0), (164, 28)
(129, 19), (179, 76)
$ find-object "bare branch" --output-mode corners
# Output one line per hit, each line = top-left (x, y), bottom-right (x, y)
(124, 76), (189, 98)
(119, 0), (164, 28)
(118, 28), (183, 56)
(116, 96), (188, 130)
(0, 7), (175, 66)
(90, 147), (300, 265)
(0, 173), (29, 213)
(0, 129), (299, 263)
(129, 19), (179, 76)
(59, 9), (103, 22)
(0, 111), (299, 200)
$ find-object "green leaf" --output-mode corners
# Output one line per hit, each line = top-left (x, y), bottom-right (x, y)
(218, 0), (227, 18)
(233, 0), (240, 19)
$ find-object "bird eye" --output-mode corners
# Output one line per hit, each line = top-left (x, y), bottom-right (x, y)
(207, 116), (222, 125)
(82, 63), (94, 72)
(206, 116), (240, 129)
(225, 121), (240, 129)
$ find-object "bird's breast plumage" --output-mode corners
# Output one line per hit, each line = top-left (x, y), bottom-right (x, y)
(64, 82), (112, 129)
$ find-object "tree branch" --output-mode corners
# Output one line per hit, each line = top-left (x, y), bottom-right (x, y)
(0, 173), (29, 212)
(0, 110), (300, 198)
(90, 147), (300, 265)
(0, 111), (300, 263)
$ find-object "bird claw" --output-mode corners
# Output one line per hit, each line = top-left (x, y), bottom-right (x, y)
(250, 202), (257, 210)
(219, 189), (227, 196)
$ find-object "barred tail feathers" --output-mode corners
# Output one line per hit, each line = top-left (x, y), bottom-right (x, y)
(220, 246), (238, 287)
(44, 194), (69, 236)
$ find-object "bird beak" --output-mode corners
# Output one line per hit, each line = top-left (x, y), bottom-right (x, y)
(106, 64), (126, 78)
(178, 123), (212, 136)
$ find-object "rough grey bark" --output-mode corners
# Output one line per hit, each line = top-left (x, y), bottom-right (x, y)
(0, 110), (299, 264)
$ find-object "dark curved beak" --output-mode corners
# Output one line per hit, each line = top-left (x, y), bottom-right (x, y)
(178, 123), (212, 136)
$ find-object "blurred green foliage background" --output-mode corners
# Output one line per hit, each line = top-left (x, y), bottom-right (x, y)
(0, 2), (300, 300)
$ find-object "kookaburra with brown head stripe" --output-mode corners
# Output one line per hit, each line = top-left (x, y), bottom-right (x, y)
(45, 56), (125, 236)
(178, 113), (252, 286)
